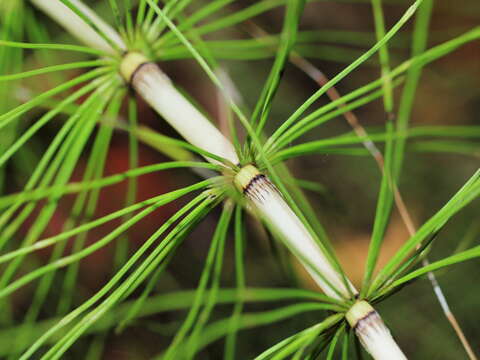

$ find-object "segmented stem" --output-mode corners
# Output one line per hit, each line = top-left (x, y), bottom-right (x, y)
(234, 165), (357, 299)
(30, 0), (125, 55)
(346, 301), (407, 360)
(28, 1), (409, 358)
(120, 52), (239, 165)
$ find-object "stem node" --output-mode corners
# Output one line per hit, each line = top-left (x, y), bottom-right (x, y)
(346, 301), (407, 360)
(120, 52), (150, 83)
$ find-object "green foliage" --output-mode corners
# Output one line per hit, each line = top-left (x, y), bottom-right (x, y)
(0, 0), (478, 358)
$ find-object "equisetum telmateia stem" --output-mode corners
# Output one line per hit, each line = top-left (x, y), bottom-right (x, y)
(30, 0), (125, 55)
(347, 301), (407, 360)
(29, 0), (407, 358)
(120, 52), (239, 165)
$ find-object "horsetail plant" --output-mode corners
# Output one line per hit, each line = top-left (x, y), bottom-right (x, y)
(27, 0), (403, 356)
(0, 0), (479, 358)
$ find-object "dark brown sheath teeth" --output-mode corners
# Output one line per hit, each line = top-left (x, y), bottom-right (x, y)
(243, 175), (277, 203)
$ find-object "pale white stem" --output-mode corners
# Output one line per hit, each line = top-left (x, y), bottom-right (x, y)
(28, 2), (407, 358)
(31, 0), (237, 165)
(121, 53), (239, 165)
(234, 165), (357, 300)
(347, 301), (407, 360)
(30, 0), (126, 55)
